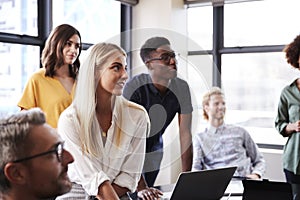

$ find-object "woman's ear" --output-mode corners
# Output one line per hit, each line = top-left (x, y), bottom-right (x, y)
(3, 163), (27, 185)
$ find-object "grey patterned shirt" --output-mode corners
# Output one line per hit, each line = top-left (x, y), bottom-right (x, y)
(192, 124), (266, 177)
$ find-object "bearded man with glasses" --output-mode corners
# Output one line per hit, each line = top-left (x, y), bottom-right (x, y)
(123, 36), (193, 200)
(0, 108), (74, 200)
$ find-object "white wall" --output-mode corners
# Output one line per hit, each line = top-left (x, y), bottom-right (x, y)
(131, 0), (189, 75)
(261, 149), (285, 182)
(132, 0), (191, 186)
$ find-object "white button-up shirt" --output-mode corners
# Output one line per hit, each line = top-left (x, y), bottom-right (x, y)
(57, 96), (150, 195)
(192, 123), (265, 177)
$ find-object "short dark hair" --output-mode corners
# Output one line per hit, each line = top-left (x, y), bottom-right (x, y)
(284, 34), (300, 69)
(140, 36), (170, 63)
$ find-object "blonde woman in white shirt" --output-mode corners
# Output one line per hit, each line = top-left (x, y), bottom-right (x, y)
(56, 43), (150, 200)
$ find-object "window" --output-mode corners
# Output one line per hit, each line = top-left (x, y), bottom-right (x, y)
(53, 0), (120, 44)
(187, 0), (300, 147)
(0, 43), (39, 116)
(0, 0), (38, 36)
(222, 52), (299, 145)
(187, 6), (212, 50)
(0, 0), (122, 116)
(224, 0), (300, 47)
(186, 54), (214, 133)
(0, 0), (39, 116)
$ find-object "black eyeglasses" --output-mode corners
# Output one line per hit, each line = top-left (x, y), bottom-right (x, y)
(146, 52), (177, 64)
(12, 142), (65, 163)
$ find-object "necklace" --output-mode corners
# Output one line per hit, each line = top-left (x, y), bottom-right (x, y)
(102, 131), (107, 137)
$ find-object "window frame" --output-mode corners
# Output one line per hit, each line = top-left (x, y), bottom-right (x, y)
(0, 0), (132, 116)
(187, 5), (285, 150)
(0, 0), (132, 58)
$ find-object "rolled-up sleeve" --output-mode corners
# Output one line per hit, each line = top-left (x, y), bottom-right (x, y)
(243, 130), (266, 177)
(275, 90), (289, 136)
(57, 98), (149, 195)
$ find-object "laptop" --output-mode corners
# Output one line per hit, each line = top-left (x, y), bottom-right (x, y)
(162, 166), (237, 200)
(242, 179), (293, 200)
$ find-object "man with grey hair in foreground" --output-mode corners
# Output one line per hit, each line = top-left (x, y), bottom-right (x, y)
(0, 108), (74, 200)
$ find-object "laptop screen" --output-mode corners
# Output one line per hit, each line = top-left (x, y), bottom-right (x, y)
(166, 166), (237, 200)
(242, 179), (293, 200)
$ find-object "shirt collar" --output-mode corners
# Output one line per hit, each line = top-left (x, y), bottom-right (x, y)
(147, 75), (173, 96)
(207, 123), (225, 134)
(290, 79), (299, 87)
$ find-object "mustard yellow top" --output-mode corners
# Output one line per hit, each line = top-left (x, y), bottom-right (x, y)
(18, 68), (75, 128)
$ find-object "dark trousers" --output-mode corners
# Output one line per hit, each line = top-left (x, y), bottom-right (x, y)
(143, 169), (160, 187)
(291, 184), (300, 200)
(142, 149), (163, 187)
(284, 169), (300, 200)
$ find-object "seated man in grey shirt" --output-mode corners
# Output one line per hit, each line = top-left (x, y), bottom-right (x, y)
(192, 87), (265, 179)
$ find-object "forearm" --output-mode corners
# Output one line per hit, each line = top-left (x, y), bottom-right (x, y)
(251, 159), (266, 178)
(285, 122), (298, 136)
(112, 183), (130, 197)
(181, 144), (193, 171)
(179, 130), (193, 171)
(137, 175), (148, 191)
(178, 113), (193, 171)
(246, 173), (261, 180)
(97, 180), (119, 200)
(279, 120), (300, 137)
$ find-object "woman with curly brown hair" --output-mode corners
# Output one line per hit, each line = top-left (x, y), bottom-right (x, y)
(275, 34), (300, 200)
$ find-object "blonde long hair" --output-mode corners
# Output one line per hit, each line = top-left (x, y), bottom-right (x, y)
(73, 42), (126, 155)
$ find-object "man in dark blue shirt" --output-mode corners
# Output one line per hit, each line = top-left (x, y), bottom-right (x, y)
(123, 36), (193, 200)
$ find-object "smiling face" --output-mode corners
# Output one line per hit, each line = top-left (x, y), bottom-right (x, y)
(147, 44), (177, 81)
(97, 53), (128, 96)
(62, 34), (81, 65)
(21, 124), (74, 199)
(204, 93), (226, 121)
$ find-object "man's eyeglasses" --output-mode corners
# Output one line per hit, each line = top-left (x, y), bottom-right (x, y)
(12, 142), (65, 163)
(146, 52), (177, 64)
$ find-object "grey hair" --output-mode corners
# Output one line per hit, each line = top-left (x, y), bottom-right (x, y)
(0, 108), (46, 192)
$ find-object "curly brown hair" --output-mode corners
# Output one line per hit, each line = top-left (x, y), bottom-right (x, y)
(283, 35), (300, 69)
